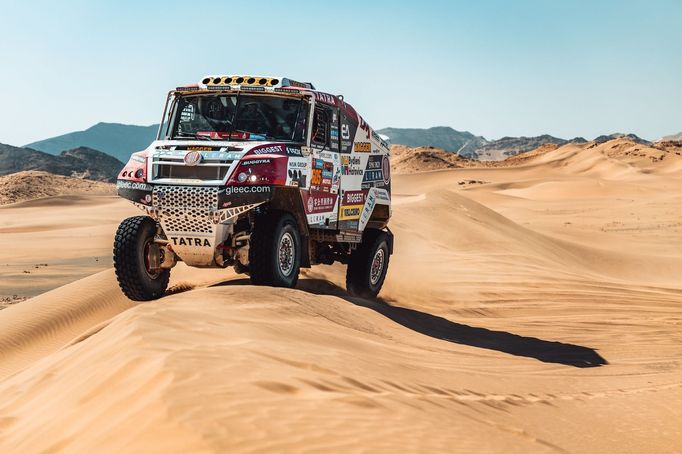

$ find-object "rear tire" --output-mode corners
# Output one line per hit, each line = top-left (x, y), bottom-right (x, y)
(346, 229), (390, 298)
(113, 216), (170, 301)
(249, 212), (301, 288)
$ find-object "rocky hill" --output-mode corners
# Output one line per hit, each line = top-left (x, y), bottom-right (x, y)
(476, 135), (587, 160)
(0, 143), (123, 182)
(377, 127), (487, 158)
(593, 133), (650, 145)
(658, 132), (682, 142)
(378, 127), (591, 160)
(25, 122), (158, 163)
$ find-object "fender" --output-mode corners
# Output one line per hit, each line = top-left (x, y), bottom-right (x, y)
(268, 187), (311, 267)
(358, 188), (390, 232)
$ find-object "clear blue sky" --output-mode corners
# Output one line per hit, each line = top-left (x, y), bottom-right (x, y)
(0, 0), (680, 146)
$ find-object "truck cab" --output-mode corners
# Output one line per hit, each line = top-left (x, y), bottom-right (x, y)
(114, 75), (392, 300)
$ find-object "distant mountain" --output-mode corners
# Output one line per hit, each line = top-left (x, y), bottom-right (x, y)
(476, 135), (587, 161)
(25, 122), (158, 163)
(0, 143), (123, 182)
(22, 121), (658, 164)
(379, 127), (590, 161)
(657, 132), (682, 142)
(377, 127), (487, 158)
(593, 133), (650, 145)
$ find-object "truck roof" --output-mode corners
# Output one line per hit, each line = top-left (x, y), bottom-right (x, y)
(174, 74), (364, 128)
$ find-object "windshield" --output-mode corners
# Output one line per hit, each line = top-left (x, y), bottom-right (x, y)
(163, 93), (307, 142)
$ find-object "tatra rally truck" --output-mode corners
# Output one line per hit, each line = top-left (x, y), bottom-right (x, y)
(114, 75), (393, 301)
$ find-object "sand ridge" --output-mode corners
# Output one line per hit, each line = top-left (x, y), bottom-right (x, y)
(0, 138), (681, 452)
(0, 171), (115, 205)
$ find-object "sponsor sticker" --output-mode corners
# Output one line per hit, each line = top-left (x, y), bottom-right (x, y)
(359, 191), (377, 229)
(382, 155), (391, 184)
(313, 91), (338, 105)
(362, 155), (388, 188)
(340, 205), (362, 220)
(354, 142), (371, 153)
(240, 158), (271, 166)
(287, 160), (307, 169)
(343, 190), (366, 205)
(311, 168), (322, 186)
(341, 155), (363, 175)
(305, 193), (337, 214)
(224, 185), (271, 195)
(341, 124), (350, 140)
(375, 190), (390, 202)
(367, 156), (382, 170)
(170, 237), (212, 247)
(117, 180), (152, 191)
(286, 146), (303, 157)
(187, 146), (212, 151)
(252, 145), (284, 155)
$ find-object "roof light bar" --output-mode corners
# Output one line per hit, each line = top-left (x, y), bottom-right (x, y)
(274, 87), (302, 94)
(239, 85), (266, 92)
(198, 75), (315, 90)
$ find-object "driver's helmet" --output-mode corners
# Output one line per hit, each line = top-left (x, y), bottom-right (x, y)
(199, 97), (234, 122)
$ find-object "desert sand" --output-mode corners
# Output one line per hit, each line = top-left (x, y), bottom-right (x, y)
(0, 171), (115, 205)
(0, 139), (681, 453)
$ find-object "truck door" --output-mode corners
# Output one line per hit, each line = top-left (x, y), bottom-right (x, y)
(303, 103), (340, 229)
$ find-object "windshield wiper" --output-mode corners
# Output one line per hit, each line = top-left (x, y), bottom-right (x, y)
(174, 132), (214, 141)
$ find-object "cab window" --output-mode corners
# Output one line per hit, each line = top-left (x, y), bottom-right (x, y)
(311, 106), (330, 147)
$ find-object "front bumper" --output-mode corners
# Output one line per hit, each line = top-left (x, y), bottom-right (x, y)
(117, 181), (274, 267)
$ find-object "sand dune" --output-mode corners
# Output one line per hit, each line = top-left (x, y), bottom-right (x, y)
(391, 144), (475, 173)
(0, 138), (681, 452)
(0, 171), (114, 205)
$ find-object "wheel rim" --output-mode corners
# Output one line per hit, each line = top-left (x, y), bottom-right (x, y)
(370, 247), (385, 286)
(143, 239), (160, 279)
(278, 232), (295, 277)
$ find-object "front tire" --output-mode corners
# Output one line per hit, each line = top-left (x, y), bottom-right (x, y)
(113, 216), (170, 301)
(249, 212), (301, 288)
(346, 229), (390, 298)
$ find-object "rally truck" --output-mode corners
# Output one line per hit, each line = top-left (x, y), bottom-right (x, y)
(114, 75), (393, 301)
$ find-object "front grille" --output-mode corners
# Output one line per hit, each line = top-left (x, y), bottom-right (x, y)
(155, 164), (230, 181)
(151, 152), (235, 183)
(152, 186), (218, 234)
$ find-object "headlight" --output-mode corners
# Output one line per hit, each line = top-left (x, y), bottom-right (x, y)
(237, 172), (248, 182)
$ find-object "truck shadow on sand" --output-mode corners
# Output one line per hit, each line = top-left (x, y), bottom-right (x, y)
(213, 278), (608, 368)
